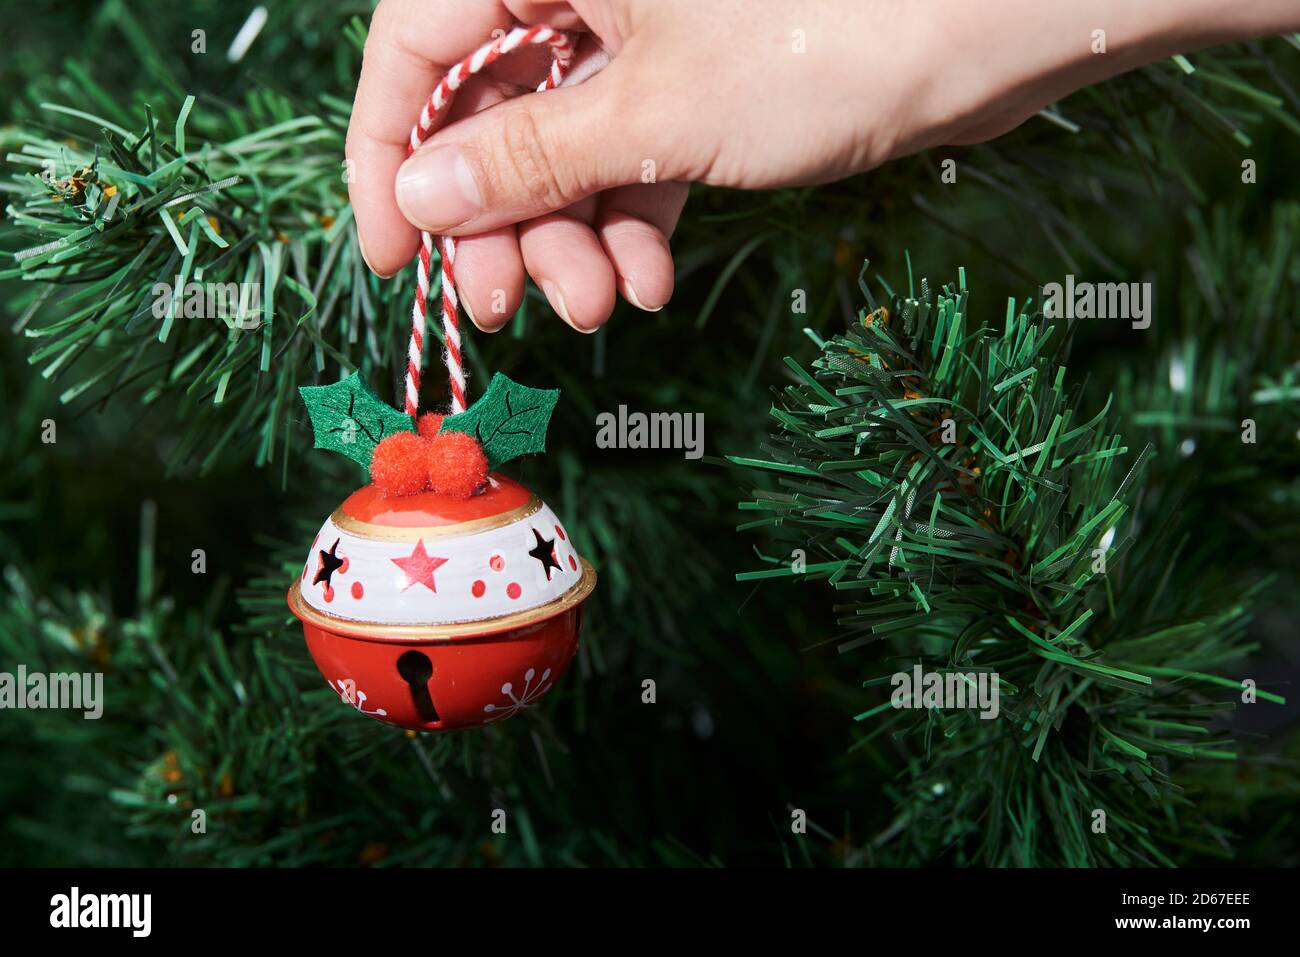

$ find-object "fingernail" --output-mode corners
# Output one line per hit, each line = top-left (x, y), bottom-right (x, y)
(461, 294), (485, 332)
(622, 278), (664, 313)
(542, 279), (597, 334)
(357, 231), (395, 279)
(396, 145), (482, 231)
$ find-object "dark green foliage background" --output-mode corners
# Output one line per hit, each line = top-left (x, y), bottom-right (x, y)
(0, 0), (1296, 866)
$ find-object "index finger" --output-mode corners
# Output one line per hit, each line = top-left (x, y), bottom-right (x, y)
(346, 0), (516, 277)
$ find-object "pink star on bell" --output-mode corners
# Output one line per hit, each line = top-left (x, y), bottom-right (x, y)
(391, 539), (448, 593)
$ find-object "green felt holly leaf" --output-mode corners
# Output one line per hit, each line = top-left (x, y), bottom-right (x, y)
(440, 372), (560, 469)
(299, 371), (414, 471)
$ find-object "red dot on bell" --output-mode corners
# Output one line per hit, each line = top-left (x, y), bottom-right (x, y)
(506, 582), (522, 600)
(568, 555), (577, 571)
(490, 554), (505, 572)
(351, 581), (364, 599)
(471, 579), (486, 598)
(339, 558), (350, 575)
(555, 524), (566, 541)
(323, 585), (335, 603)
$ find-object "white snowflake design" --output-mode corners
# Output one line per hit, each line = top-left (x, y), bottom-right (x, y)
(332, 678), (388, 717)
(483, 667), (553, 722)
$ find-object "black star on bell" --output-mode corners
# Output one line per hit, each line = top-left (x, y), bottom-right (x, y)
(314, 538), (346, 589)
(528, 528), (561, 580)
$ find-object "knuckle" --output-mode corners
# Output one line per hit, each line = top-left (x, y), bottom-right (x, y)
(483, 109), (573, 209)
(369, 0), (398, 34)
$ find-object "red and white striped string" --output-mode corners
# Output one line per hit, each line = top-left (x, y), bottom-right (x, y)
(404, 24), (575, 417)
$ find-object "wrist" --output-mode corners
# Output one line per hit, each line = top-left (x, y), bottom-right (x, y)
(898, 0), (1300, 155)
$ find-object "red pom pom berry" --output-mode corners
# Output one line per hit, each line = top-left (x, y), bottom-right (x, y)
(416, 412), (444, 440)
(427, 431), (489, 498)
(370, 432), (431, 497)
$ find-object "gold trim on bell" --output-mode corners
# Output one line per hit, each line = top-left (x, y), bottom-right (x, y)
(287, 557), (597, 642)
(329, 495), (543, 542)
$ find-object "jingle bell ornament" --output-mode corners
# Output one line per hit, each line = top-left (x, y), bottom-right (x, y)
(290, 23), (592, 731)
(291, 368), (593, 731)
(288, 473), (595, 730)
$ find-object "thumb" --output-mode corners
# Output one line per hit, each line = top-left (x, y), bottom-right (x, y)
(394, 69), (656, 235)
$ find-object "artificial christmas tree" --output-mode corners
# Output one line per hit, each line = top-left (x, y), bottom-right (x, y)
(1, 1), (1296, 868)
(734, 267), (1288, 865)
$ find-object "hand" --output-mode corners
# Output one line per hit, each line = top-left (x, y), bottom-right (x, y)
(346, 0), (1300, 333)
